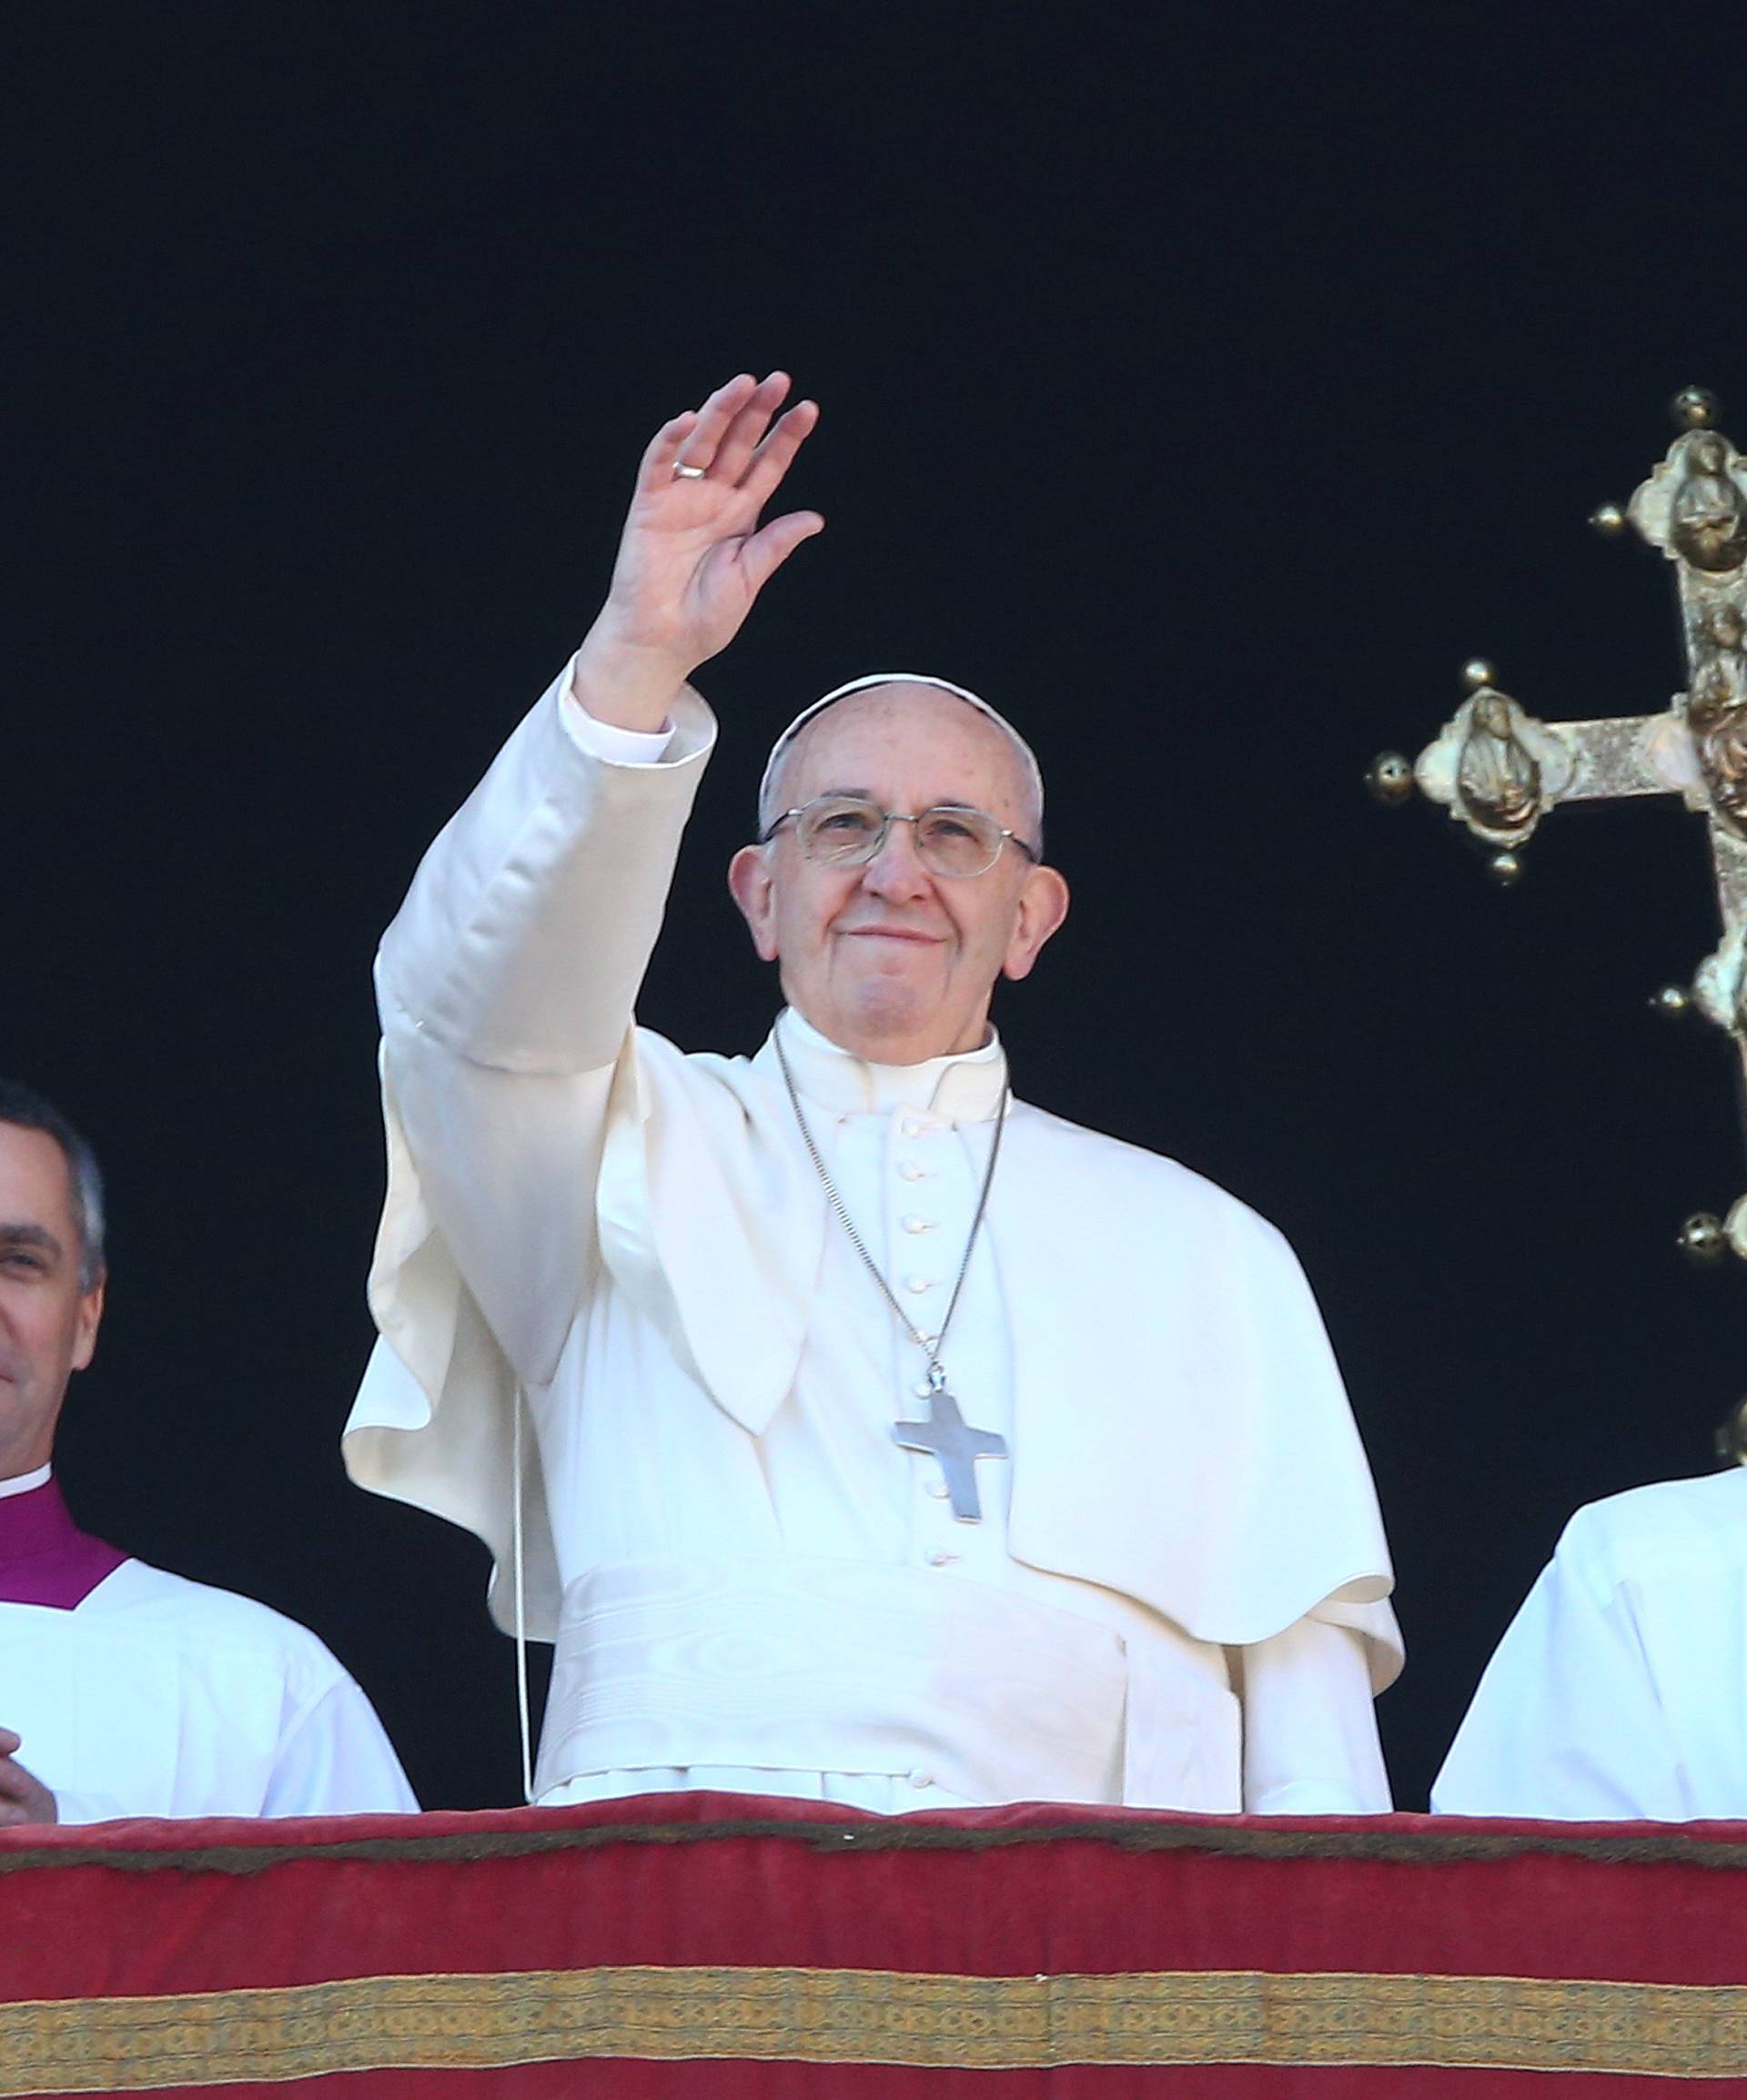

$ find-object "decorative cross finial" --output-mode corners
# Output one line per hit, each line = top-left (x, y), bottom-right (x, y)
(1368, 389), (1747, 1457)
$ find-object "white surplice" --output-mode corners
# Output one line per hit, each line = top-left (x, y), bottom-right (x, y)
(344, 661), (1402, 1814)
(0, 1557), (418, 1824)
(1433, 1469), (1747, 1822)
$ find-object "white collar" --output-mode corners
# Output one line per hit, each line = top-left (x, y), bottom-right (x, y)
(761, 1008), (1008, 1122)
(0, 1464), (53, 1501)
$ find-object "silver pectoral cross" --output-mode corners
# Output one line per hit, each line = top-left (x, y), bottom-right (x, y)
(892, 1365), (1008, 1523)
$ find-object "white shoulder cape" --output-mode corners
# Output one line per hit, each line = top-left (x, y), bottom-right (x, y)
(348, 1025), (1400, 1686)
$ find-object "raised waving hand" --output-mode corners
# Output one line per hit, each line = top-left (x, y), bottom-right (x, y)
(573, 373), (822, 729)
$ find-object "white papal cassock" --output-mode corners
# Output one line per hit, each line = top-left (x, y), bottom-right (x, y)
(1434, 1469), (1747, 1821)
(343, 662), (1403, 1814)
(0, 1476), (417, 1823)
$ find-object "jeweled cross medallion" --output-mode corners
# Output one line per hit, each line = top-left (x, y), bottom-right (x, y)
(892, 1367), (1008, 1523)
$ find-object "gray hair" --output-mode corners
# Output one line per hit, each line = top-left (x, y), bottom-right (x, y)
(0, 1079), (106, 1287)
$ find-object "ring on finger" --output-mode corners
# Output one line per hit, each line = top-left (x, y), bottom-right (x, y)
(672, 461), (708, 480)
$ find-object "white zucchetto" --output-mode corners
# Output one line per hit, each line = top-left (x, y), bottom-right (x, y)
(757, 674), (1045, 839)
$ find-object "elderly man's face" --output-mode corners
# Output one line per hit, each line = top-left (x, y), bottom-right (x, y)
(0, 1125), (103, 1479)
(728, 685), (1069, 1064)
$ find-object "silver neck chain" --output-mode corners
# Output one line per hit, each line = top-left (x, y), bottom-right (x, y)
(773, 1025), (1009, 1383)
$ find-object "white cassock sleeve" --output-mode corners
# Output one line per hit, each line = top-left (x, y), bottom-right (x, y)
(3, 1563), (421, 1826)
(373, 665), (711, 1343)
(345, 663), (715, 1630)
(557, 700), (676, 766)
(46, 1689), (418, 1825)
(1431, 1542), (1688, 1821)
(258, 1676), (420, 1818)
(1239, 1617), (1392, 1813)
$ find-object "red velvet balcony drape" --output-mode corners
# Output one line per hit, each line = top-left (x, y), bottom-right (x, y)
(5, 1793), (1746, 2095)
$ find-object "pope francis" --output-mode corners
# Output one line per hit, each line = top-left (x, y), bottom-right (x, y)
(344, 372), (1402, 1814)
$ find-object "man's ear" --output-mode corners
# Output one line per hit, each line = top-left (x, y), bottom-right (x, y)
(727, 845), (780, 962)
(71, 1276), (106, 1375)
(1002, 865), (1070, 983)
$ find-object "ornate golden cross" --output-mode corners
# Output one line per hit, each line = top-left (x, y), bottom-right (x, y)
(1370, 389), (1747, 1405)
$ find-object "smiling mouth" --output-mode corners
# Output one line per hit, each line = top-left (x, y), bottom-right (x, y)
(843, 927), (944, 944)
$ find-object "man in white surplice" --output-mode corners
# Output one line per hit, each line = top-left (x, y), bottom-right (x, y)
(0, 1080), (416, 1826)
(1433, 1470), (1747, 1821)
(344, 373), (1402, 1814)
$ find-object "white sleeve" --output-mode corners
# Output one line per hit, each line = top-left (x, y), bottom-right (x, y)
(259, 1674), (420, 1818)
(1432, 1543), (1687, 1820)
(345, 657), (721, 1628)
(1237, 1615), (1391, 1814)
(378, 651), (713, 1074)
(369, 656), (717, 1384)
(559, 682), (677, 765)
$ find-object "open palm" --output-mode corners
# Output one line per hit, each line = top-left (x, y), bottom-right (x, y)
(597, 372), (823, 675)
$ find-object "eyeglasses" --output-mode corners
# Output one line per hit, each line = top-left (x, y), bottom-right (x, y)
(760, 795), (1041, 878)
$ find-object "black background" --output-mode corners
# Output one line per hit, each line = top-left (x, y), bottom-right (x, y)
(13, 5), (1747, 1812)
